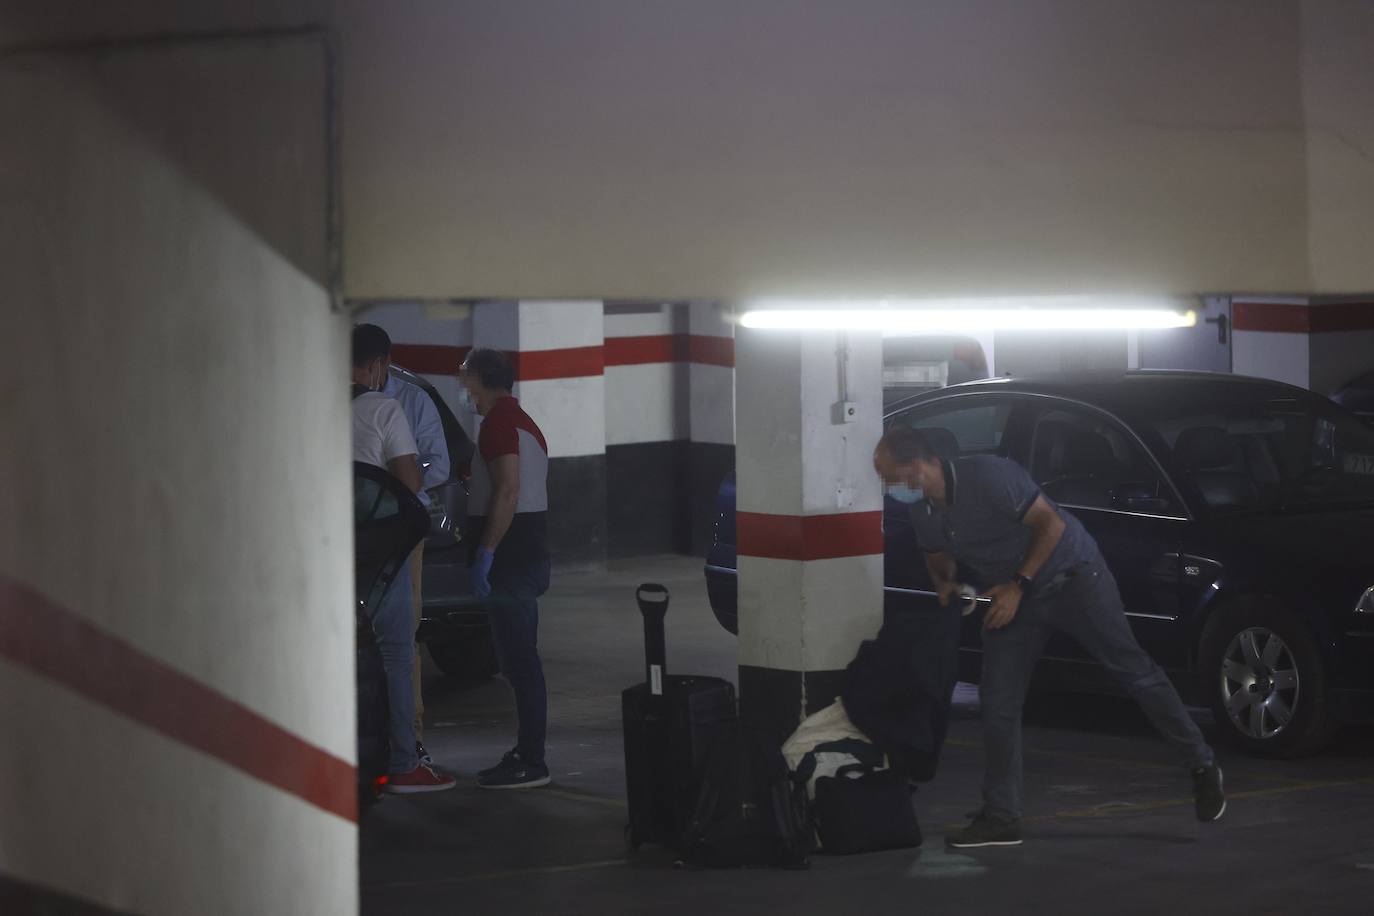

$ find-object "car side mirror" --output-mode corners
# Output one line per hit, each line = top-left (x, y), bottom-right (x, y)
(1114, 481), (1171, 513)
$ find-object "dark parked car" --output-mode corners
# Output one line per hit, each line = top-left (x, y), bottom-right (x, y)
(1331, 370), (1374, 425)
(706, 371), (1374, 757)
(388, 365), (498, 684)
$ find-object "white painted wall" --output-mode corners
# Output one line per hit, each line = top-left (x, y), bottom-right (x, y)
(359, 301), (474, 352)
(992, 331), (1131, 377)
(1234, 330), (1312, 389)
(0, 39), (354, 914)
(689, 303), (736, 447)
(605, 304), (688, 447)
(1309, 328), (1374, 395)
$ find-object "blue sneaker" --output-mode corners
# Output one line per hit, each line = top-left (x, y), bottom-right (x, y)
(477, 750), (550, 790)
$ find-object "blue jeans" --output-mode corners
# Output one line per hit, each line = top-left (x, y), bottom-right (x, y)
(486, 566), (548, 766)
(979, 562), (1214, 821)
(373, 560), (419, 774)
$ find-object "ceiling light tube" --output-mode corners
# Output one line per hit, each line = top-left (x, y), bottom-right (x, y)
(738, 300), (1198, 334)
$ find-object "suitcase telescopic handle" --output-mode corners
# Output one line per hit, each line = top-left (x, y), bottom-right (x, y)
(637, 583), (670, 697)
(636, 583), (670, 616)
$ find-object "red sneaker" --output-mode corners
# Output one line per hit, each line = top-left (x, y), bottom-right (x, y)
(385, 762), (457, 794)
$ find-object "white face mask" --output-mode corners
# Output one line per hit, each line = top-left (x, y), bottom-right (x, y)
(885, 483), (926, 505)
(457, 386), (477, 413)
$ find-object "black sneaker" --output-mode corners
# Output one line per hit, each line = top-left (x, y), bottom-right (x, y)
(477, 751), (550, 790)
(416, 741), (434, 767)
(1192, 764), (1225, 822)
(946, 812), (1023, 849)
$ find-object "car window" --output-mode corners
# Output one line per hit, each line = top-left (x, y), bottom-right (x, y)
(1148, 391), (1374, 513)
(893, 400), (1013, 458)
(1028, 408), (1180, 514)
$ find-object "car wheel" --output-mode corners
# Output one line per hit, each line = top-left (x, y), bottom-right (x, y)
(1199, 603), (1336, 758)
(426, 627), (500, 685)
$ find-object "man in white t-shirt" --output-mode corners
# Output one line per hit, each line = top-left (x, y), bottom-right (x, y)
(351, 324), (455, 794)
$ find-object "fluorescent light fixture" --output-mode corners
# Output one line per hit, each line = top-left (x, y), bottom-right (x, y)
(738, 297), (1198, 334)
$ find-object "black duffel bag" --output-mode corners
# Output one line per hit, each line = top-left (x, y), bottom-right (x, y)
(812, 764), (922, 855)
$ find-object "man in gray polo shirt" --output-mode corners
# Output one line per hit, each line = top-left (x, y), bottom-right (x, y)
(873, 425), (1224, 848)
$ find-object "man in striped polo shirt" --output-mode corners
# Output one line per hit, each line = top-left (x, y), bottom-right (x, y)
(460, 348), (553, 789)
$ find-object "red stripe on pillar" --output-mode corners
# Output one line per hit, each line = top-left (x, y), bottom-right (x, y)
(603, 334), (734, 368)
(1310, 303), (1374, 332)
(389, 343), (470, 375)
(0, 576), (357, 824)
(1233, 302), (1374, 334)
(736, 511), (883, 561)
(396, 337), (732, 375)
(511, 345), (606, 381)
(1232, 302), (1311, 333)
(604, 335), (682, 366)
(687, 335), (735, 367)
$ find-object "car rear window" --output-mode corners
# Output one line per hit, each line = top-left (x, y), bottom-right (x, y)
(1147, 391), (1374, 513)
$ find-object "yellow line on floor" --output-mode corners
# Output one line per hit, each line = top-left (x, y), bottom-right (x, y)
(942, 737), (1308, 784)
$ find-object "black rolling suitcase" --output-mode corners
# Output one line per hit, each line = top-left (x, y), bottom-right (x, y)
(623, 584), (736, 850)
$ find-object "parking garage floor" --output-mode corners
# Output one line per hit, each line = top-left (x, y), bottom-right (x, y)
(361, 556), (1374, 915)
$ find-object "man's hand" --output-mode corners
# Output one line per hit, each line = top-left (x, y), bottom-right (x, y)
(981, 582), (1023, 631)
(471, 547), (494, 599)
(936, 580), (959, 607)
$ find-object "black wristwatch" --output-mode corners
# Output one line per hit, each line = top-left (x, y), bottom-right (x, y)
(1011, 573), (1034, 595)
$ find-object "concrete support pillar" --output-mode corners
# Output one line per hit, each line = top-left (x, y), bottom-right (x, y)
(602, 303), (690, 557)
(1, 38), (353, 914)
(686, 302), (737, 555)
(473, 301), (607, 565)
(734, 326), (885, 739)
(1232, 297), (1374, 395)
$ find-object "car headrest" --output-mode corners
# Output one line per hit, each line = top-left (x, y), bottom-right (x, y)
(1033, 421), (1074, 474)
(917, 426), (960, 459)
(1174, 427), (1237, 471)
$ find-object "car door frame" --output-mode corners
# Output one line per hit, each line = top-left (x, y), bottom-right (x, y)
(1016, 394), (1197, 671)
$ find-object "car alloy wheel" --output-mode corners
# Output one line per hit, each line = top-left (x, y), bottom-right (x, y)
(1219, 626), (1300, 740)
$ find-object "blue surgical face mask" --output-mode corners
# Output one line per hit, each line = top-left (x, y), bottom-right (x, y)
(886, 484), (925, 505)
(456, 386), (476, 413)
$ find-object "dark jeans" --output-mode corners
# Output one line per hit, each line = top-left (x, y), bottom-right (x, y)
(373, 559), (418, 774)
(487, 565), (548, 766)
(979, 562), (1214, 821)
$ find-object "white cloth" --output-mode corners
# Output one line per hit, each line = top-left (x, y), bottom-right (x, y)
(352, 391), (418, 469)
(782, 699), (886, 800)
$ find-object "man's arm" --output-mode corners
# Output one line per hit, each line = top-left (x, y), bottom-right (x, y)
(387, 453), (423, 495)
(480, 454), (520, 551)
(1015, 495), (1066, 582)
(379, 400), (422, 495)
(983, 494), (1066, 630)
(411, 389), (451, 491)
(924, 550), (959, 606)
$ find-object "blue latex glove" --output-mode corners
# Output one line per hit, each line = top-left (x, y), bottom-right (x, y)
(471, 547), (495, 599)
